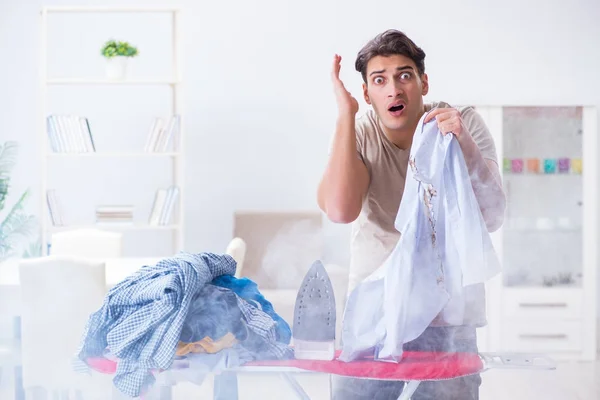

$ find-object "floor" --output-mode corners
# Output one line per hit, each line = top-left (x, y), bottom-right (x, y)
(1, 359), (598, 399)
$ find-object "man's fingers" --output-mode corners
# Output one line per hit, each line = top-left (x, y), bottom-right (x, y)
(331, 53), (356, 107)
(434, 112), (454, 124)
(331, 54), (349, 92)
(424, 108), (459, 123)
(331, 54), (342, 82)
(424, 108), (444, 123)
(331, 56), (348, 93)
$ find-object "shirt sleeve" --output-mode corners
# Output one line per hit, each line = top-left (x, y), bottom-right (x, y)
(354, 120), (368, 166)
(460, 106), (499, 164)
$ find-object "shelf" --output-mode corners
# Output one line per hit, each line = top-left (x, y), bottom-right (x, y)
(49, 224), (180, 231)
(502, 286), (583, 293)
(46, 78), (180, 86)
(504, 227), (581, 233)
(503, 173), (582, 177)
(43, 6), (180, 13)
(47, 152), (180, 158)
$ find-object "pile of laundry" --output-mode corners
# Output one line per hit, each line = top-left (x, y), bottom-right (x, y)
(74, 251), (292, 398)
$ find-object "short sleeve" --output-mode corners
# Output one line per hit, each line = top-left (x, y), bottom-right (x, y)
(460, 106), (498, 164)
(354, 119), (367, 165)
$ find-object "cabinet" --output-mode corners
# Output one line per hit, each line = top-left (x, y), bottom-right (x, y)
(39, 6), (184, 257)
(477, 105), (597, 360)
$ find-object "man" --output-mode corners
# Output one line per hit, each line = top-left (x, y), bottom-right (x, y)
(317, 29), (506, 399)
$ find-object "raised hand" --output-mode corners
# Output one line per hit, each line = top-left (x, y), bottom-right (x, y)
(331, 54), (359, 116)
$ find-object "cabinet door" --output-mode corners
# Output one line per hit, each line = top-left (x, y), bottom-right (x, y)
(475, 105), (596, 358)
(500, 107), (585, 288)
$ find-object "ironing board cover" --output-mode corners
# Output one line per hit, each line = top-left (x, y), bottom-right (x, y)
(246, 350), (483, 381)
(85, 350), (484, 382)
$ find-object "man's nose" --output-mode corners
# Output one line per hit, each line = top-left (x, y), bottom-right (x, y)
(388, 82), (404, 98)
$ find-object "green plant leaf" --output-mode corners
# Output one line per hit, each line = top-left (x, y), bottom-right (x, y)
(0, 189), (35, 231)
(101, 39), (139, 58)
(0, 141), (18, 178)
(22, 238), (42, 258)
(0, 210), (38, 261)
(0, 141), (38, 263)
(0, 178), (8, 211)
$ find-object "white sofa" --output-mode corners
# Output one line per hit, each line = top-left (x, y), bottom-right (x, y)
(227, 210), (349, 346)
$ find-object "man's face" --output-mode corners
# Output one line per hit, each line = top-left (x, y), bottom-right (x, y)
(362, 54), (429, 143)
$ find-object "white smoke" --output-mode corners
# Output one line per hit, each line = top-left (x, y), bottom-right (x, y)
(256, 218), (325, 290)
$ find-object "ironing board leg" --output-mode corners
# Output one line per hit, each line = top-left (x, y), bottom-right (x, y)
(397, 380), (420, 400)
(280, 373), (311, 400)
(213, 372), (239, 400)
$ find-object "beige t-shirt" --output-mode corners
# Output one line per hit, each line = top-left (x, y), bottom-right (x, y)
(348, 101), (499, 327)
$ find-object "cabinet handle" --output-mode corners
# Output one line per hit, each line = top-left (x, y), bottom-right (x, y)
(519, 334), (568, 340)
(519, 302), (568, 308)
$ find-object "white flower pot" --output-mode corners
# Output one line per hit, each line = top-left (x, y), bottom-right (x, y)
(105, 56), (129, 80)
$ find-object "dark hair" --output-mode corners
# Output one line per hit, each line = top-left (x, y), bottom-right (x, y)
(355, 29), (426, 83)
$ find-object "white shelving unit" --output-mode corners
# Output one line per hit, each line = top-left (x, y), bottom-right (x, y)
(49, 224), (181, 232)
(46, 78), (180, 85)
(476, 105), (598, 361)
(46, 153), (181, 158)
(39, 6), (184, 256)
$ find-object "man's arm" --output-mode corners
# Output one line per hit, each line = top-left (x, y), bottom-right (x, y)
(456, 134), (506, 232)
(425, 107), (506, 232)
(317, 54), (370, 224)
(317, 113), (370, 223)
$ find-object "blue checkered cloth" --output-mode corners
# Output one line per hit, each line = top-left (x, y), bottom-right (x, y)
(75, 252), (237, 397)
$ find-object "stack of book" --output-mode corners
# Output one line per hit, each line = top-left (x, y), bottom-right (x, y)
(46, 189), (64, 226)
(148, 186), (179, 225)
(144, 115), (180, 153)
(96, 205), (134, 225)
(46, 114), (96, 153)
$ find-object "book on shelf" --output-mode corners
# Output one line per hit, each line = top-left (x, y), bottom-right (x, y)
(144, 115), (180, 153)
(148, 185), (179, 225)
(46, 189), (64, 226)
(96, 205), (134, 225)
(47, 114), (96, 153)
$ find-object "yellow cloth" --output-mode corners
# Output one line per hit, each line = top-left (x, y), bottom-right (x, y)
(176, 332), (238, 356)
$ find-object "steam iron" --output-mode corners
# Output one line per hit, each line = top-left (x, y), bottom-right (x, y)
(292, 260), (336, 360)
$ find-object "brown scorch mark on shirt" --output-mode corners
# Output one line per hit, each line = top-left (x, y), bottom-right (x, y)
(410, 156), (444, 285)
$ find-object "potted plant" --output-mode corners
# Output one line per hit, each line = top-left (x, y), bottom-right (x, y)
(0, 141), (39, 264)
(101, 39), (139, 80)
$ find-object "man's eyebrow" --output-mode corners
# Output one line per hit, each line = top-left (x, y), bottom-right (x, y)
(369, 66), (414, 76)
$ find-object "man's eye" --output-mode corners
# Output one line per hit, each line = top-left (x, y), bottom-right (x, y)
(400, 72), (412, 80)
(374, 77), (384, 84)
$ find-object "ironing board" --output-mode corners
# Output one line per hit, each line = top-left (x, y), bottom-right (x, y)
(227, 350), (555, 400)
(86, 350), (556, 400)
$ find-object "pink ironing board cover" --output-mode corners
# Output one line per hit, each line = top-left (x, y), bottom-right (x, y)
(245, 350), (483, 381)
(86, 350), (484, 382)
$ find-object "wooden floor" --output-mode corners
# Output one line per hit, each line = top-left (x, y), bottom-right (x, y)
(2, 359), (598, 399)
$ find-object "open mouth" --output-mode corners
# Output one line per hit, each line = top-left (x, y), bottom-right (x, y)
(388, 103), (405, 116)
(388, 104), (405, 112)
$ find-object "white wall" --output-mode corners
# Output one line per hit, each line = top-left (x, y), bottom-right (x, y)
(1, 0), (599, 297)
